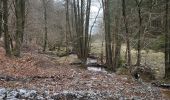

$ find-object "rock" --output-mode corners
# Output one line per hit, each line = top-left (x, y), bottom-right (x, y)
(17, 89), (27, 96)
(50, 90), (122, 100)
(0, 87), (161, 100)
(0, 88), (6, 94)
(0, 88), (7, 99)
(11, 89), (37, 99)
(7, 90), (19, 99)
(42, 91), (49, 98)
(36, 96), (44, 100)
(25, 90), (37, 99)
(51, 93), (77, 100)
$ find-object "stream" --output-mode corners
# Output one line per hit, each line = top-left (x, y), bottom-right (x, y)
(86, 58), (106, 72)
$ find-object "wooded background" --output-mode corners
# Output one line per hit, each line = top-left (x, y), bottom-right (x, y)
(0, 0), (169, 78)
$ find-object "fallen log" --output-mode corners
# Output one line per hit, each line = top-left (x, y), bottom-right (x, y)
(151, 82), (170, 89)
(159, 84), (170, 89)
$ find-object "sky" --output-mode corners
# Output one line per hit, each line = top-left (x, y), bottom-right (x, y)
(90, 0), (103, 34)
(53, 0), (103, 34)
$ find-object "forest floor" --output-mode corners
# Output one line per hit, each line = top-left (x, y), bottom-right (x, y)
(0, 46), (169, 99)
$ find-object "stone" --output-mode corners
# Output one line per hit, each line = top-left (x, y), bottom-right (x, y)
(0, 88), (7, 99)
(18, 89), (27, 95)
(7, 90), (19, 99)
(36, 96), (44, 100)
(26, 90), (37, 99)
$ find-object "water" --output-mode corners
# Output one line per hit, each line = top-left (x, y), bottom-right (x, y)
(86, 58), (106, 72)
(87, 67), (106, 72)
(86, 58), (97, 64)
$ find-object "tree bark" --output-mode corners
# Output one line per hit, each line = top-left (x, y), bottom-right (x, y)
(42, 0), (48, 52)
(102, 0), (114, 70)
(73, 0), (91, 65)
(83, 0), (91, 63)
(65, 0), (71, 52)
(122, 0), (131, 66)
(3, 0), (11, 56)
(165, 0), (170, 78)
(21, 0), (25, 42)
(114, 38), (121, 68)
(0, 0), (2, 38)
(135, 0), (143, 66)
(114, 12), (121, 69)
(14, 0), (25, 57)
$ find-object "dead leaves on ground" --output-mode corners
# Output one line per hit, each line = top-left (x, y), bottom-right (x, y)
(0, 47), (166, 99)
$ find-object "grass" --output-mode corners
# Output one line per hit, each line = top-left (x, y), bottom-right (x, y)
(47, 40), (165, 79)
(90, 40), (165, 79)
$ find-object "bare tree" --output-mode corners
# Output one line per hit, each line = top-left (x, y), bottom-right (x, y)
(165, 0), (170, 78)
(21, 0), (25, 42)
(3, 0), (11, 56)
(0, 0), (2, 38)
(113, 0), (122, 69)
(135, 0), (143, 66)
(73, 0), (91, 65)
(42, 0), (48, 52)
(122, 0), (131, 66)
(14, 0), (25, 57)
(102, 0), (114, 70)
(65, 0), (72, 52)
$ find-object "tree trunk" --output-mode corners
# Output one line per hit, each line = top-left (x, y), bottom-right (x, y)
(65, 0), (71, 52)
(14, 0), (25, 57)
(165, 0), (170, 78)
(3, 0), (11, 56)
(83, 0), (91, 63)
(43, 0), (48, 52)
(73, 0), (91, 65)
(114, 13), (121, 69)
(122, 0), (131, 66)
(21, 0), (25, 43)
(102, 0), (114, 70)
(101, 41), (104, 65)
(135, 0), (143, 66)
(0, 0), (2, 38)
